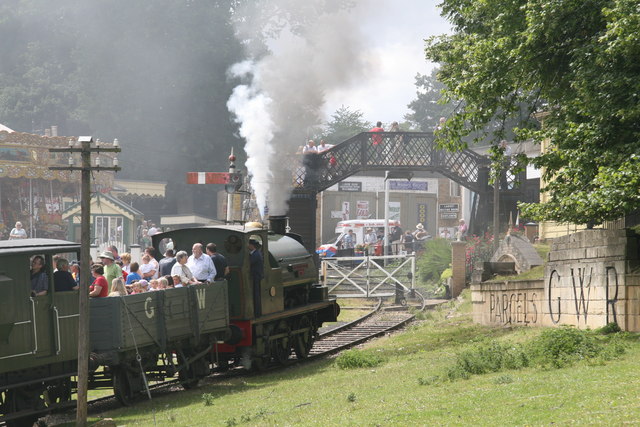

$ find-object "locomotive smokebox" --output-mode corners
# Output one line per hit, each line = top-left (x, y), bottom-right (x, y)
(269, 215), (288, 235)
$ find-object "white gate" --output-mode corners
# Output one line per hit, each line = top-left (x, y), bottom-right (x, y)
(321, 254), (416, 298)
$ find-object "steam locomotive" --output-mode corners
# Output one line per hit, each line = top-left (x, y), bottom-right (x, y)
(0, 217), (339, 425)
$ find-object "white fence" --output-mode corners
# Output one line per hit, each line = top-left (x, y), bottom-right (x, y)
(321, 253), (416, 298)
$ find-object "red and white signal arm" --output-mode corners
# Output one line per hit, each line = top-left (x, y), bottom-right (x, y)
(186, 172), (230, 185)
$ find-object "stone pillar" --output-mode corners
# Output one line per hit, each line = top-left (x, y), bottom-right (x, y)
(451, 241), (467, 298)
(524, 222), (539, 242)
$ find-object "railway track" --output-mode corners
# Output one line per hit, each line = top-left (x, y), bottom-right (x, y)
(32, 292), (433, 425)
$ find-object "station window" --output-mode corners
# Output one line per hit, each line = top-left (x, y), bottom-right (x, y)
(449, 181), (461, 197)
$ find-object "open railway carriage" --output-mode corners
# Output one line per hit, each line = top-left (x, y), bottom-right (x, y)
(152, 216), (340, 370)
(0, 239), (81, 425)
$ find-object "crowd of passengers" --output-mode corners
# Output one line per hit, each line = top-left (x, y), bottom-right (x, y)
(30, 241), (229, 298)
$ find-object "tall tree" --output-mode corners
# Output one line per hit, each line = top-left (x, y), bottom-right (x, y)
(405, 68), (455, 132)
(320, 105), (372, 144)
(0, 1), (245, 216)
(426, 0), (640, 225)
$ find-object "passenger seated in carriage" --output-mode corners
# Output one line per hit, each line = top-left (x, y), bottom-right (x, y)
(30, 255), (48, 296)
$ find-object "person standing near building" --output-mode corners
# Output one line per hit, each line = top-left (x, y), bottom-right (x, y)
(9, 221), (27, 240)
(457, 219), (468, 241)
(206, 243), (229, 280)
(342, 229), (355, 257)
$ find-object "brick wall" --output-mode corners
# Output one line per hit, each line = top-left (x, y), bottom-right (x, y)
(472, 229), (640, 331)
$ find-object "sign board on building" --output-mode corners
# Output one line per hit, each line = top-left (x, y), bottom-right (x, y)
(356, 201), (370, 219)
(439, 203), (460, 212)
(389, 202), (401, 221)
(338, 182), (362, 192)
(440, 212), (458, 219)
(331, 210), (343, 219)
(389, 181), (428, 191)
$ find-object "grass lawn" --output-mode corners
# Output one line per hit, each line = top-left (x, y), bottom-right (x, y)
(90, 293), (640, 426)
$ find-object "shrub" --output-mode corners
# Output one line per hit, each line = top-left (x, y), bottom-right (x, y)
(336, 349), (385, 369)
(453, 340), (529, 376)
(527, 326), (602, 368)
(202, 393), (214, 406)
(464, 233), (495, 280)
(347, 392), (357, 402)
(494, 374), (514, 385)
(416, 238), (452, 296)
(597, 322), (622, 334)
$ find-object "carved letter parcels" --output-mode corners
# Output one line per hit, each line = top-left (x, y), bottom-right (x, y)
(471, 229), (640, 331)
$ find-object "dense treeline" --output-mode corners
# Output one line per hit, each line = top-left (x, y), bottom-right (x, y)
(0, 0), (245, 215)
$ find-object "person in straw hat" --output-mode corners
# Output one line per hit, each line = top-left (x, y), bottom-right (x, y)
(99, 250), (123, 287)
(413, 223), (429, 241)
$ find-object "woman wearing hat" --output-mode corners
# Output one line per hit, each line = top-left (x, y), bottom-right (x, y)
(413, 223), (429, 241)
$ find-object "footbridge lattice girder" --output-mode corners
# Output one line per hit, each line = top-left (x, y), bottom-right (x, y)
(295, 131), (498, 194)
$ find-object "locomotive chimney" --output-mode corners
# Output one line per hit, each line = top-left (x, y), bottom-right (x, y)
(269, 215), (288, 235)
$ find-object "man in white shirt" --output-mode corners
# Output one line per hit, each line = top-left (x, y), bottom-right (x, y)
(147, 223), (159, 237)
(302, 140), (318, 154)
(187, 243), (216, 283)
(317, 139), (334, 153)
(364, 228), (378, 245)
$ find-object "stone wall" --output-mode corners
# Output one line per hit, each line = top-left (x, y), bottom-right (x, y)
(471, 229), (640, 331)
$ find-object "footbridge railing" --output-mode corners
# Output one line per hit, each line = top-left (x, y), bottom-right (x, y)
(296, 132), (494, 193)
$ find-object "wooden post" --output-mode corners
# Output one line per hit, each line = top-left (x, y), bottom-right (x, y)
(76, 138), (91, 426)
(451, 241), (467, 298)
(49, 137), (121, 426)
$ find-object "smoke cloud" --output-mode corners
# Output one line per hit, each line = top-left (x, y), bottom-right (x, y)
(227, 0), (371, 216)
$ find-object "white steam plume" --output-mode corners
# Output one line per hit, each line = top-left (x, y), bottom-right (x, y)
(227, 1), (370, 217)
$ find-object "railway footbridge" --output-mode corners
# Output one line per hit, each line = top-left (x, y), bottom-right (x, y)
(284, 131), (536, 254)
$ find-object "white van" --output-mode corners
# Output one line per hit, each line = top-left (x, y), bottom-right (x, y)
(316, 219), (402, 257)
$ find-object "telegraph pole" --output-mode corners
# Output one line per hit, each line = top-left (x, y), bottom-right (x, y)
(49, 136), (121, 426)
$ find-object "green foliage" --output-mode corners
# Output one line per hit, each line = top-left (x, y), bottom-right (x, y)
(446, 326), (628, 380)
(336, 349), (385, 369)
(464, 234), (495, 280)
(493, 374), (514, 385)
(319, 106), (372, 144)
(202, 393), (214, 406)
(0, 0), (245, 214)
(405, 68), (455, 131)
(448, 340), (529, 379)
(427, 0), (640, 225)
(528, 326), (609, 369)
(597, 322), (622, 334)
(416, 238), (452, 286)
(347, 392), (357, 402)
(417, 375), (441, 386)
